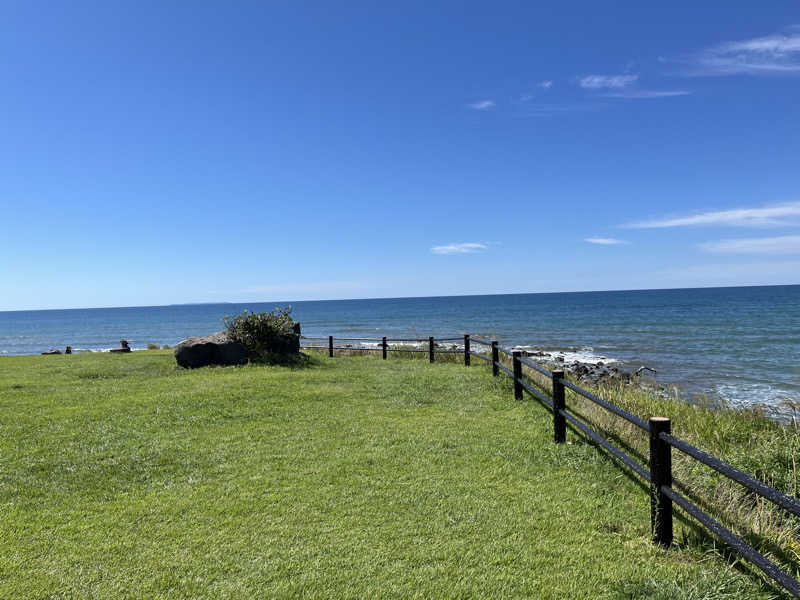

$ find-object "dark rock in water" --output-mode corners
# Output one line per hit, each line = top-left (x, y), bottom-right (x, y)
(559, 360), (633, 386)
(519, 352), (662, 394)
(41, 349), (62, 355)
(174, 332), (248, 369)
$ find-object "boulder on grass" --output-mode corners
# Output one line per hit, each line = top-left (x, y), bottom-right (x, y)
(174, 332), (248, 369)
(110, 340), (132, 353)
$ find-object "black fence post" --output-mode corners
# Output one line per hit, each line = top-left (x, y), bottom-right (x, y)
(552, 370), (566, 443)
(464, 334), (470, 366)
(429, 336), (435, 363)
(491, 341), (499, 376)
(382, 336), (387, 360)
(513, 351), (523, 400)
(649, 417), (673, 547)
(328, 335), (333, 358)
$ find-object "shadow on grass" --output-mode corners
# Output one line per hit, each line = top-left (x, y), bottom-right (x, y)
(249, 352), (323, 370)
(562, 421), (794, 597)
(560, 406), (797, 598)
(172, 352), (326, 372)
(673, 522), (793, 599)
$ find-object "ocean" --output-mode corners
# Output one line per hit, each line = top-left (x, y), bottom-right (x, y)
(1, 285), (798, 414)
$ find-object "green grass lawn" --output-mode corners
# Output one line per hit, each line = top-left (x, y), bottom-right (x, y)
(0, 350), (787, 598)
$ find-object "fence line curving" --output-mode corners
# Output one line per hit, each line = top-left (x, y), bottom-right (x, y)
(301, 332), (800, 598)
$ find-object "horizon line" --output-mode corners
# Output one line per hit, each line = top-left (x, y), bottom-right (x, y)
(1, 282), (798, 314)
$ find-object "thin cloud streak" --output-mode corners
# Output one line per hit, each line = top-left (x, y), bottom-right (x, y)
(579, 74), (638, 89)
(700, 235), (800, 255)
(431, 242), (488, 255)
(585, 237), (628, 245)
(691, 29), (800, 75)
(602, 90), (690, 99)
(468, 100), (495, 110)
(624, 202), (800, 228)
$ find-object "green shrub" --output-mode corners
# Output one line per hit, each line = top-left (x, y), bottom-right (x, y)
(146, 343), (160, 350)
(223, 307), (300, 362)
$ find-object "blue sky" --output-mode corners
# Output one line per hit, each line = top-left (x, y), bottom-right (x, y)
(1, 1), (799, 310)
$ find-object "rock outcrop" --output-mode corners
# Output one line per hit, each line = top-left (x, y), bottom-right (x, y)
(174, 332), (248, 369)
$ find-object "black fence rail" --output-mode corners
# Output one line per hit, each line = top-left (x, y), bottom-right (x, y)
(302, 334), (465, 362)
(301, 333), (800, 597)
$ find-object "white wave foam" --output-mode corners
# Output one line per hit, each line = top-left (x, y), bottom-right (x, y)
(334, 341), (461, 351)
(714, 382), (799, 410)
(512, 345), (620, 366)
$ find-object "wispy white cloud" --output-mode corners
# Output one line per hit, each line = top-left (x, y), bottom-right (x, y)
(520, 82), (554, 102)
(578, 71), (687, 99)
(700, 235), (800, 255)
(624, 202), (800, 228)
(579, 74), (638, 89)
(467, 100), (495, 110)
(431, 242), (488, 255)
(585, 237), (628, 245)
(691, 28), (800, 75)
(602, 90), (690, 99)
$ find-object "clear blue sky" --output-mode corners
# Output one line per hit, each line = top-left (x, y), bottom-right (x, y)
(2, 1), (799, 310)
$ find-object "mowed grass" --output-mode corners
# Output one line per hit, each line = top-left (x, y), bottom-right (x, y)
(0, 351), (785, 598)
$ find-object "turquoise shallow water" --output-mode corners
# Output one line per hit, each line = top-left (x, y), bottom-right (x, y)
(1, 285), (798, 412)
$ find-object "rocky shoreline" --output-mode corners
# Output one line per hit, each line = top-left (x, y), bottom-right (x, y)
(511, 347), (661, 390)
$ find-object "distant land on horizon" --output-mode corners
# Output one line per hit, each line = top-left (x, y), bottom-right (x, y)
(168, 302), (234, 306)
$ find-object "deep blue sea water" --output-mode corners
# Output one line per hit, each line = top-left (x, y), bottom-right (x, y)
(1, 286), (798, 413)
